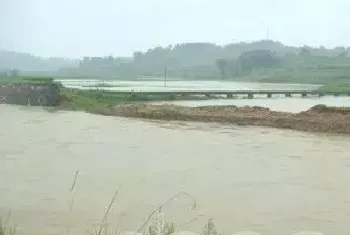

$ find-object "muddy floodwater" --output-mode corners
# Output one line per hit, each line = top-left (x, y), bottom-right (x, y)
(1, 104), (350, 235)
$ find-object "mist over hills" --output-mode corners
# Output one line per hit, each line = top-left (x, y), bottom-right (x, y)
(0, 50), (79, 72)
(2, 40), (350, 84)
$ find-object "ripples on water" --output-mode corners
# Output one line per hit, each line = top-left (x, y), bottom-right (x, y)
(1, 103), (350, 235)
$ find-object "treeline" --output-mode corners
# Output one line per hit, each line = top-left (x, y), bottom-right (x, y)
(0, 50), (78, 72)
(213, 46), (350, 79)
(215, 49), (279, 79)
(61, 40), (350, 81)
(3, 40), (350, 83)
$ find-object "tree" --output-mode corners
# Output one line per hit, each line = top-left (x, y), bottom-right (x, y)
(237, 50), (277, 71)
(300, 46), (311, 57)
(338, 51), (348, 58)
(215, 59), (227, 79)
(9, 68), (20, 77)
(133, 51), (143, 62)
(227, 59), (239, 77)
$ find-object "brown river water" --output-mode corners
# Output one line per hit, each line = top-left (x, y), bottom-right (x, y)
(1, 103), (350, 235)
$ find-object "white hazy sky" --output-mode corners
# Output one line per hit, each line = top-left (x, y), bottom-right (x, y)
(1, 0), (350, 58)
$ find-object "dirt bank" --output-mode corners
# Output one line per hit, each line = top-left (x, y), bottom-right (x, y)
(97, 104), (350, 134)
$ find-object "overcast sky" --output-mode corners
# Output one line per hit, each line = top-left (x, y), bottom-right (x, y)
(1, 0), (350, 58)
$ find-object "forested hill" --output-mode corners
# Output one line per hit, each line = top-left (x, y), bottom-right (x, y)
(3, 40), (350, 84)
(61, 40), (350, 83)
(132, 40), (349, 67)
(0, 50), (78, 72)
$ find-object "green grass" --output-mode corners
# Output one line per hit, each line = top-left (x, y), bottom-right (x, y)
(57, 88), (210, 113)
(58, 89), (139, 112)
(233, 56), (350, 84)
(0, 76), (54, 85)
(248, 66), (350, 84)
(0, 75), (212, 112)
(317, 83), (350, 92)
(0, 213), (16, 235)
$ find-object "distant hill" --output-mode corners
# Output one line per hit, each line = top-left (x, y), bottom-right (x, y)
(69, 40), (350, 82)
(0, 50), (78, 72)
(2, 40), (350, 84)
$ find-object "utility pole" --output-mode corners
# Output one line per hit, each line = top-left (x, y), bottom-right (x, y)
(164, 65), (167, 87)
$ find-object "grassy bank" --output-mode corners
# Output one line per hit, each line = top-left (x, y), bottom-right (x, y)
(0, 76), (54, 85)
(57, 88), (212, 113)
(58, 89), (148, 112)
(317, 83), (350, 92)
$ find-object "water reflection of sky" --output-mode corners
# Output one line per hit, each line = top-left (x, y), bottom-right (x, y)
(56, 79), (321, 92)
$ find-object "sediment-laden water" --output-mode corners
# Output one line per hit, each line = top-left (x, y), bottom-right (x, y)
(1, 103), (350, 235)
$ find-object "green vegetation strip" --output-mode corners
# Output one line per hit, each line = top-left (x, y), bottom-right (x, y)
(0, 76), (54, 85)
(58, 88), (210, 112)
(317, 83), (350, 93)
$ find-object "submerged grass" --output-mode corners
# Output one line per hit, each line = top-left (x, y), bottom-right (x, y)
(62, 169), (199, 235)
(0, 167), (202, 235)
(0, 211), (16, 235)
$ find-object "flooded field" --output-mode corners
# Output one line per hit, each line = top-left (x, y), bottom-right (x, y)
(1, 103), (350, 235)
(55, 79), (321, 92)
